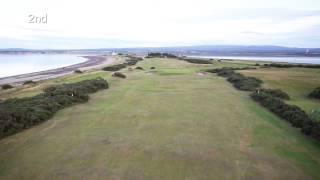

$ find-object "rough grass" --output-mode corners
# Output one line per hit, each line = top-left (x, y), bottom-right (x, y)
(241, 68), (320, 113)
(0, 58), (319, 179)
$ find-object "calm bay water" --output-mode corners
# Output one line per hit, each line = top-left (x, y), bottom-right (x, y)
(0, 54), (86, 78)
(0, 54), (319, 78)
(188, 55), (320, 64)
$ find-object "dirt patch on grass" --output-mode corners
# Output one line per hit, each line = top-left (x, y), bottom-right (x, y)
(196, 72), (206, 76)
(246, 151), (312, 180)
(239, 133), (251, 153)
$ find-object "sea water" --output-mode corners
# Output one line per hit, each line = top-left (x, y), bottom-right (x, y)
(0, 54), (86, 78)
(188, 55), (320, 64)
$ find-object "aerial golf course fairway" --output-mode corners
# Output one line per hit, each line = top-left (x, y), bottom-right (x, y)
(0, 58), (320, 180)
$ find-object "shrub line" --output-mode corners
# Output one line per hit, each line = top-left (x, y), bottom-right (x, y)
(251, 91), (320, 141)
(264, 63), (320, 69)
(206, 67), (262, 91)
(206, 67), (320, 142)
(0, 77), (108, 139)
(146, 52), (212, 64)
(102, 56), (143, 71)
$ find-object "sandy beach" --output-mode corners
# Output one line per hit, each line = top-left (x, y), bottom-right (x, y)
(0, 55), (114, 85)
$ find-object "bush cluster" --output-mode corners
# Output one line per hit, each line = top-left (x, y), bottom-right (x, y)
(264, 63), (320, 69)
(102, 56), (143, 71)
(74, 69), (83, 74)
(227, 73), (262, 91)
(205, 67), (255, 73)
(250, 91), (320, 141)
(1, 84), (13, 90)
(178, 57), (212, 64)
(146, 52), (178, 58)
(23, 80), (36, 85)
(146, 52), (213, 64)
(206, 68), (262, 91)
(112, 72), (126, 78)
(309, 87), (320, 99)
(258, 88), (290, 100)
(102, 64), (127, 71)
(0, 77), (108, 139)
(135, 66), (144, 70)
(310, 110), (320, 122)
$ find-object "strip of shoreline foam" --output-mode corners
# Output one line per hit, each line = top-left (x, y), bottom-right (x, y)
(0, 55), (114, 85)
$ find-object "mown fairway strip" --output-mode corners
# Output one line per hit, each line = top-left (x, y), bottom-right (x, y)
(0, 58), (319, 179)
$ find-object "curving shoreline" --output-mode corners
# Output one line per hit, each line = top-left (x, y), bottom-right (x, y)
(0, 55), (114, 85)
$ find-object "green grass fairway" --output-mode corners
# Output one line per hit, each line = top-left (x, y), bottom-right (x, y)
(0, 58), (320, 179)
(242, 68), (320, 113)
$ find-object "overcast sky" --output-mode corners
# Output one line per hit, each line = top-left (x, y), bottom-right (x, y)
(0, 0), (319, 49)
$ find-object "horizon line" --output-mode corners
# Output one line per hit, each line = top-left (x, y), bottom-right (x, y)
(1, 44), (319, 51)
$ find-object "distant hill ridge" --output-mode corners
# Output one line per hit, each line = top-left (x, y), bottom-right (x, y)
(1, 45), (320, 56)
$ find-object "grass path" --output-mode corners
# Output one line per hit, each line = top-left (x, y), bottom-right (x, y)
(0, 58), (320, 179)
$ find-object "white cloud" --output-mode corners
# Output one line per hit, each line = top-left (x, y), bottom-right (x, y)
(0, 0), (320, 48)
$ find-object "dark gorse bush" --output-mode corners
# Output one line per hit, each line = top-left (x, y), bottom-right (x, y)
(227, 73), (262, 91)
(135, 66), (144, 70)
(112, 72), (126, 78)
(74, 69), (83, 74)
(178, 57), (212, 64)
(102, 56), (143, 71)
(309, 87), (320, 100)
(146, 52), (178, 58)
(205, 67), (255, 74)
(1, 84), (13, 90)
(146, 52), (212, 64)
(250, 90), (320, 141)
(310, 110), (320, 122)
(102, 64), (127, 71)
(206, 68), (262, 91)
(23, 80), (36, 85)
(258, 88), (290, 100)
(0, 77), (108, 139)
(264, 63), (320, 69)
